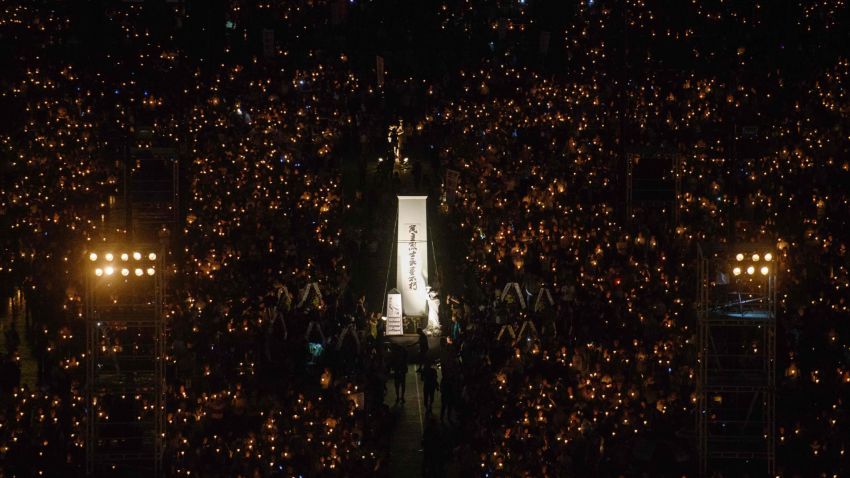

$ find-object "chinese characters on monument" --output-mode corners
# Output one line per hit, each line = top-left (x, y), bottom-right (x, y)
(408, 225), (418, 291)
(396, 196), (428, 316)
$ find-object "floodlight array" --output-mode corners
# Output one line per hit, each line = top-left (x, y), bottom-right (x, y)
(88, 249), (159, 278)
(731, 250), (774, 277)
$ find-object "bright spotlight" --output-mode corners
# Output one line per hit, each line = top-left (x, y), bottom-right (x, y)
(764, 253), (773, 262)
(752, 254), (760, 262)
(732, 267), (741, 276)
(134, 268), (143, 276)
(89, 252), (98, 262)
(120, 253), (129, 261)
(133, 252), (142, 260)
(104, 266), (114, 276)
(746, 266), (755, 275)
(121, 268), (129, 276)
(95, 268), (103, 277)
(735, 253), (744, 261)
(760, 266), (769, 276)
(146, 267), (155, 276)
(148, 252), (157, 261)
(104, 253), (114, 262)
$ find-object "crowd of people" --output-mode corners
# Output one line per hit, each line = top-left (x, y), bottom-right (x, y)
(0, 1), (848, 477)
(0, 2), (392, 476)
(413, 4), (850, 476)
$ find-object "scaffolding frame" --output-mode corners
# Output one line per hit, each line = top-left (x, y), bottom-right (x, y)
(85, 244), (165, 477)
(697, 246), (776, 477)
(126, 146), (180, 240)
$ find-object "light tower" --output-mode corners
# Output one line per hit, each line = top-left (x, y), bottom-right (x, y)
(84, 245), (165, 477)
(697, 245), (776, 476)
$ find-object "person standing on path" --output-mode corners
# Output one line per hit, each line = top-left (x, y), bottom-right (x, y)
(417, 328), (429, 370)
(392, 345), (408, 404)
(419, 361), (439, 414)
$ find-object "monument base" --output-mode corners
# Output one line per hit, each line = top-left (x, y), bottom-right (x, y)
(384, 334), (442, 364)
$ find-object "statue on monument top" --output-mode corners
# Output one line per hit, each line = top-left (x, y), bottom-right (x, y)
(388, 119), (406, 173)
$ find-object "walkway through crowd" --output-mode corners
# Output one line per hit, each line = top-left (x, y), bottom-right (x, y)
(386, 363), (450, 477)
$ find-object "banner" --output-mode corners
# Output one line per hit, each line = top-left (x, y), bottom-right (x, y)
(276, 285), (293, 312)
(305, 321), (326, 343)
(297, 282), (323, 309)
(500, 282), (526, 309)
(397, 196), (428, 316)
(496, 324), (516, 342)
(533, 287), (555, 312)
(516, 320), (539, 342)
(336, 323), (360, 352)
(386, 292), (403, 336)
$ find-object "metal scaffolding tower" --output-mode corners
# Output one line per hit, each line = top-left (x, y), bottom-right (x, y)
(126, 146), (180, 241)
(85, 245), (166, 477)
(697, 245), (776, 477)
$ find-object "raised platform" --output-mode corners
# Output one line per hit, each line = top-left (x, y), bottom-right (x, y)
(706, 308), (774, 325)
(719, 310), (772, 320)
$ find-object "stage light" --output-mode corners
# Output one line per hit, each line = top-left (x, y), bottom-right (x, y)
(95, 268), (103, 277)
(733, 267), (742, 276)
(735, 253), (744, 261)
(121, 268), (129, 276)
(105, 266), (114, 276)
(148, 252), (157, 261)
(89, 253), (98, 261)
(746, 266), (755, 275)
(134, 268), (143, 276)
(752, 254), (760, 262)
(764, 253), (773, 262)
(133, 252), (142, 260)
(104, 253), (114, 262)
(120, 253), (129, 261)
(146, 267), (155, 276)
(760, 266), (769, 276)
